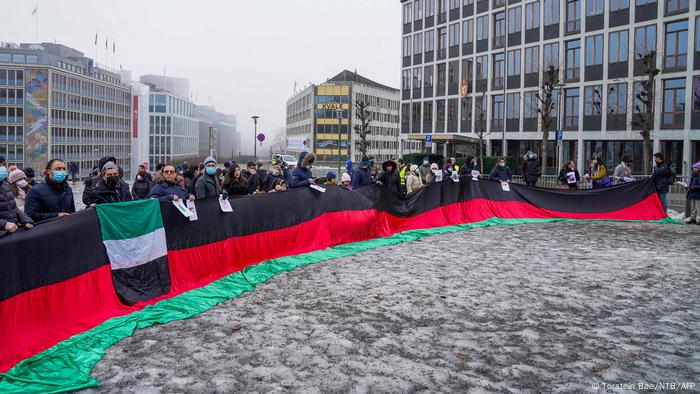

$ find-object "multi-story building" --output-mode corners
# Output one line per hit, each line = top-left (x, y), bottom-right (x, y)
(285, 70), (418, 164)
(400, 0), (700, 175)
(0, 42), (132, 177)
(140, 75), (198, 168)
(196, 105), (238, 162)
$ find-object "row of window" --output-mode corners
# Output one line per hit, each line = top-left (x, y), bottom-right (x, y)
(51, 91), (130, 117)
(51, 73), (130, 104)
(0, 69), (24, 86)
(148, 94), (196, 117)
(0, 143), (24, 161)
(50, 110), (130, 130)
(0, 125), (23, 142)
(51, 128), (130, 145)
(149, 115), (198, 139)
(149, 135), (198, 156)
(0, 88), (24, 105)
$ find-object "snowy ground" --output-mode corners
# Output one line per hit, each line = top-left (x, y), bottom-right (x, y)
(88, 222), (699, 393)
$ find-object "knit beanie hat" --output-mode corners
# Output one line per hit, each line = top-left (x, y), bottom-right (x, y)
(203, 156), (217, 166)
(693, 161), (700, 170)
(326, 171), (336, 180)
(8, 169), (26, 184)
(341, 173), (351, 183)
(102, 161), (118, 172)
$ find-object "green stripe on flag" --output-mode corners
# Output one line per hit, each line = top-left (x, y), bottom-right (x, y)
(96, 199), (164, 241)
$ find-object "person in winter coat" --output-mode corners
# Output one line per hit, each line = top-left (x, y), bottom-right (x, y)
(459, 155), (480, 177)
(84, 162), (133, 205)
(324, 172), (337, 185)
(651, 152), (673, 211)
(426, 163), (442, 184)
(346, 160), (353, 175)
(377, 160), (402, 195)
(68, 161), (79, 184)
(443, 159), (458, 179)
(586, 156), (612, 189)
(241, 161), (261, 194)
(558, 160), (581, 189)
(189, 164), (204, 196)
(405, 164), (424, 194)
(195, 156), (221, 199)
(0, 166), (33, 236)
(149, 165), (195, 202)
(290, 151), (317, 189)
(223, 164), (250, 197)
(418, 159), (432, 184)
(397, 159), (408, 194)
(82, 166), (99, 206)
(351, 158), (373, 189)
(262, 165), (284, 192)
(268, 178), (288, 193)
(131, 164), (153, 200)
(684, 161), (700, 224)
(25, 159), (76, 221)
(489, 157), (512, 182)
(612, 156), (634, 184)
(340, 172), (352, 190)
(8, 169), (31, 211)
(521, 151), (541, 187)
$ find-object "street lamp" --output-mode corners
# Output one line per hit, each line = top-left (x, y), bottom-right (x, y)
(555, 82), (567, 172)
(335, 108), (344, 177)
(251, 115), (259, 160)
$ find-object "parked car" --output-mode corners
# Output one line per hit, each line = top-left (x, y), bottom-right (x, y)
(271, 153), (298, 167)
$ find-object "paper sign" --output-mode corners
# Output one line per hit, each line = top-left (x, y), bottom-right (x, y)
(219, 195), (233, 212)
(186, 200), (198, 221)
(501, 182), (510, 192)
(566, 172), (577, 184)
(471, 170), (480, 181)
(677, 181), (689, 188)
(623, 176), (635, 183)
(172, 200), (193, 217)
(310, 184), (326, 192)
(451, 171), (460, 183)
(433, 171), (443, 182)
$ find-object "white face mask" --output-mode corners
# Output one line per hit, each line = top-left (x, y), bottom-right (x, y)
(17, 179), (28, 188)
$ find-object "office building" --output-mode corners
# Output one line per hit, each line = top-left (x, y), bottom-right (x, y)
(196, 105), (238, 162)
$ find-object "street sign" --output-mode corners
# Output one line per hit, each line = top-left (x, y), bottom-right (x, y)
(556, 130), (563, 141)
(257, 133), (265, 142)
(425, 135), (432, 143)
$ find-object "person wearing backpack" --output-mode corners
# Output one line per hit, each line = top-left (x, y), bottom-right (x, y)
(651, 152), (674, 212)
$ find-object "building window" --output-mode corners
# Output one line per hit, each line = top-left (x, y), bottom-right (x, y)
(449, 23), (460, 47)
(403, 3), (412, 24)
(494, 52), (505, 88)
(610, 0), (629, 10)
(693, 76), (700, 111)
(438, 27), (447, 56)
(426, 0), (435, 16)
(423, 101), (433, 122)
(461, 96), (472, 122)
(450, 0), (460, 9)
(508, 49), (521, 77)
(525, 46), (539, 74)
(544, 0), (559, 26)
(437, 63), (447, 89)
(414, 0), (423, 20)
(412, 102), (422, 126)
(566, 0), (581, 33)
(665, 0), (688, 15)
(696, 17), (700, 52)
(586, 0), (603, 16)
(476, 55), (488, 81)
(524, 91), (538, 118)
(414, 33), (423, 54)
(494, 12), (506, 47)
(566, 40), (581, 79)
(543, 42), (559, 69)
(609, 30), (628, 63)
(584, 85), (602, 115)
(635, 0), (654, 5)
(492, 94), (504, 130)
(476, 15), (489, 41)
(634, 81), (652, 114)
(664, 20), (688, 70)
(448, 98), (458, 123)
(462, 57), (473, 82)
(608, 82), (627, 114)
(413, 67), (423, 89)
(508, 6), (522, 34)
(425, 30), (435, 52)
(437, 99), (446, 123)
(449, 61), (459, 84)
(507, 93), (520, 119)
(403, 36), (412, 58)
(635, 25), (656, 58)
(662, 78), (685, 128)
(403, 70), (412, 90)
(564, 88), (580, 129)
(585, 34), (604, 66)
(463, 19), (474, 44)
(525, 1), (540, 30)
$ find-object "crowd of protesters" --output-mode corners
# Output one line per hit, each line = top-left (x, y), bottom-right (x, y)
(2, 150), (700, 236)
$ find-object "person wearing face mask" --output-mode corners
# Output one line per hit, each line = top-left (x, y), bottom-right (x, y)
(419, 158), (432, 184)
(426, 163), (443, 184)
(7, 169), (31, 210)
(405, 164), (424, 194)
(242, 161), (261, 194)
(340, 172), (352, 190)
(377, 160), (402, 195)
(262, 165), (284, 192)
(195, 156), (221, 199)
(521, 151), (542, 187)
(85, 161), (133, 205)
(351, 158), (373, 189)
(25, 159), (76, 222)
(459, 155), (481, 177)
(585, 156), (612, 189)
(489, 157), (512, 183)
(150, 165), (196, 202)
(613, 156), (634, 184)
(290, 151), (317, 189)
(558, 160), (581, 189)
(131, 164), (153, 200)
(223, 164), (249, 197)
(267, 178), (288, 193)
(0, 165), (33, 236)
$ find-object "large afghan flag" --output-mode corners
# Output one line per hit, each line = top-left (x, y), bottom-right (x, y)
(96, 199), (171, 305)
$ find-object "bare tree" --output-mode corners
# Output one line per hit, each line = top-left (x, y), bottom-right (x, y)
(354, 101), (372, 160)
(474, 92), (489, 171)
(631, 51), (659, 175)
(535, 66), (559, 175)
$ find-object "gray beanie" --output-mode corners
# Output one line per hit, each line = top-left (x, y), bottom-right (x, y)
(203, 156), (217, 166)
(102, 161), (118, 171)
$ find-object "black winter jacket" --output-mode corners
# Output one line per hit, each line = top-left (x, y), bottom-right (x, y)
(131, 177), (152, 200)
(652, 161), (673, 194)
(0, 181), (33, 234)
(522, 159), (542, 183)
(25, 180), (75, 222)
(85, 179), (133, 205)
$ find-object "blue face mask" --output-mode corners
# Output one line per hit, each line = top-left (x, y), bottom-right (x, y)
(0, 167), (7, 182)
(206, 167), (216, 176)
(52, 170), (67, 183)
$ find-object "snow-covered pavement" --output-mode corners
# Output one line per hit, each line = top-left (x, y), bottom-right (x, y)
(89, 221), (699, 393)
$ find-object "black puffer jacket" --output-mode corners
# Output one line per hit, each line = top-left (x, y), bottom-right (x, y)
(85, 178), (133, 205)
(377, 160), (402, 195)
(0, 181), (33, 235)
(25, 180), (75, 222)
(131, 177), (152, 200)
(522, 156), (542, 183)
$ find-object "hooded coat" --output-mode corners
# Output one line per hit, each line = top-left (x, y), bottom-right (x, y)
(377, 160), (402, 195)
(0, 180), (33, 235)
(522, 154), (542, 184)
(290, 152), (316, 189)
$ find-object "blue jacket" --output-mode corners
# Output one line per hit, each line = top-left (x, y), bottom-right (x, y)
(687, 174), (700, 200)
(290, 166), (313, 189)
(25, 180), (76, 222)
(351, 167), (372, 189)
(489, 165), (512, 182)
(149, 181), (189, 201)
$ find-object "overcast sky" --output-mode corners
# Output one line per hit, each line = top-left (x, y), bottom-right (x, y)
(1, 0), (400, 151)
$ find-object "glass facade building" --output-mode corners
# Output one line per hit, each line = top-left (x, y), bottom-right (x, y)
(148, 90), (198, 168)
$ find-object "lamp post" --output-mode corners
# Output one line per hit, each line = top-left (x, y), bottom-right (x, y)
(555, 82), (567, 171)
(208, 126), (215, 158)
(251, 115), (259, 160)
(335, 108), (343, 176)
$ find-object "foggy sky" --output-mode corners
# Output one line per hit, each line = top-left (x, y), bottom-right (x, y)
(1, 0), (401, 153)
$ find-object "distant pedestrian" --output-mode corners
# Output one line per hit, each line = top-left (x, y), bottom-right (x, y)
(351, 158), (372, 189)
(651, 152), (674, 211)
(683, 161), (700, 224)
(521, 151), (541, 187)
(68, 161), (79, 184)
(558, 160), (581, 189)
(131, 164), (153, 200)
(489, 157), (512, 183)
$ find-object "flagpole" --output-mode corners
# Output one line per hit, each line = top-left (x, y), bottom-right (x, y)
(35, 3), (38, 41)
